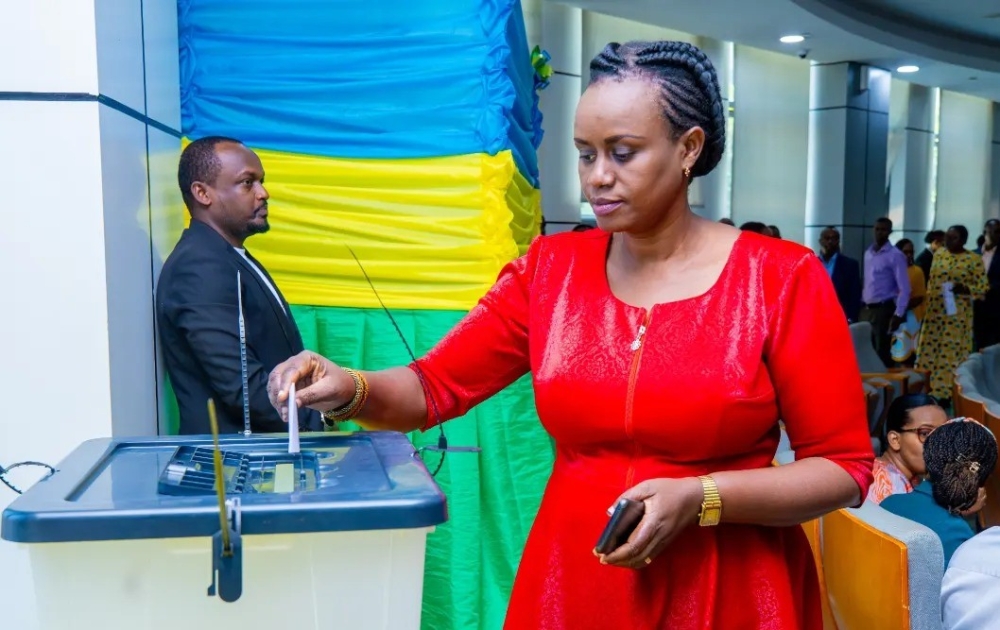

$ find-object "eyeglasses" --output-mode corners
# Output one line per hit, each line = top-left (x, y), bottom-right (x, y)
(895, 427), (935, 443)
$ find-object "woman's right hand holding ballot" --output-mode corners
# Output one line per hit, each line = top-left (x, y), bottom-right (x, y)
(268, 351), (429, 431)
(268, 351), (354, 423)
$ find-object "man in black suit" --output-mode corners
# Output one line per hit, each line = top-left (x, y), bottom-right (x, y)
(818, 227), (861, 323)
(156, 136), (322, 434)
(915, 230), (944, 282)
(974, 219), (1000, 350)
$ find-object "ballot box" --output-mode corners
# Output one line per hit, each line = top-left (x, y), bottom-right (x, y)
(1, 432), (447, 630)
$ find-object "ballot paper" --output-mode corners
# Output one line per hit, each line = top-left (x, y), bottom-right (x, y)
(942, 281), (958, 316)
(288, 382), (300, 455)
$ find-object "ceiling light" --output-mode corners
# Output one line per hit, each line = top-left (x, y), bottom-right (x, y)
(897, 65), (920, 73)
(780, 35), (805, 44)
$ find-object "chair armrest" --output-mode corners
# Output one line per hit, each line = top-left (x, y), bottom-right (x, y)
(864, 381), (892, 437)
(863, 372), (910, 401)
(889, 367), (930, 394)
(890, 366), (929, 380)
(862, 372), (910, 388)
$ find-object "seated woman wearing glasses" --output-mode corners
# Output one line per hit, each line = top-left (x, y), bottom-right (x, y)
(868, 394), (948, 504)
(881, 419), (997, 565)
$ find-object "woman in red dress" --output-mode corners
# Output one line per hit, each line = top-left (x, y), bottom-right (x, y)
(269, 40), (874, 629)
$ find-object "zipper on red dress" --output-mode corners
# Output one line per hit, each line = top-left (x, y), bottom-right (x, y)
(624, 309), (651, 487)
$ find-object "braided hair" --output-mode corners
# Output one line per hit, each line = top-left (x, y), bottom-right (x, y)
(589, 41), (726, 179)
(923, 420), (998, 514)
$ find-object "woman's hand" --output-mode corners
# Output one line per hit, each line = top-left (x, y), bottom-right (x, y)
(599, 477), (704, 569)
(267, 350), (355, 421)
(959, 487), (987, 517)
(952, 282), (970, 295)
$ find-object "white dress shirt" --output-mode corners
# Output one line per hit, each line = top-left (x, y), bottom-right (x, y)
(234, 247), (285, 313)
(941, 526), (1000, 629)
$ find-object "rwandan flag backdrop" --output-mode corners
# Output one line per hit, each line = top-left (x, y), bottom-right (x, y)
(173, 0), (553, 628)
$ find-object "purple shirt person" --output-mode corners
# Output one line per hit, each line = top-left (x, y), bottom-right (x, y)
(862, 217), (911, 366)
(864, 245), (911, 318)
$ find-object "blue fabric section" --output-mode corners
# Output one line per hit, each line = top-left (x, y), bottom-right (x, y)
(178, 0), (540, 185)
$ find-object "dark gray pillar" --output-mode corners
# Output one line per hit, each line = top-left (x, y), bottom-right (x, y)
(805, 62), (891, 262)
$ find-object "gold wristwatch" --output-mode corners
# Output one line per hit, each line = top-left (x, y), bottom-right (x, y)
(697, 475), (722, 526)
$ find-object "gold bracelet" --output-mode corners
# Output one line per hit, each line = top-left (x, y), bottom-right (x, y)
(322, 368), (370, 425)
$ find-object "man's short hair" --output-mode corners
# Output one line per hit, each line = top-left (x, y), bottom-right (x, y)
(177, 136), (243, 210)
(925, 229), (946, 244)
(739, 221), (769, 234)
(875, 217), (893, 228)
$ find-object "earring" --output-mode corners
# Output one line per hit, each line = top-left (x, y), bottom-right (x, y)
(683, 167), (691, 179)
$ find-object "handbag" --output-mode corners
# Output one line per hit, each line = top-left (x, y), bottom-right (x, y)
(890, 311), (921, 363)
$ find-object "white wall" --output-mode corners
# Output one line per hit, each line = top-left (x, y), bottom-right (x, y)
(580, 12), (697, 86)
(936, 90), (994, 233)
(0, 1), (181, 626)
(731, 45), (810, 244)
(0, 101), (111, 630)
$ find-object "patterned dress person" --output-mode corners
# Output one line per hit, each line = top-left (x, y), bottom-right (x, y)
(866, 458), (914, 504)
(916, 249), (989, 399)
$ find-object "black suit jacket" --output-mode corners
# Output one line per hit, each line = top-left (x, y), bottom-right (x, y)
(828, 253), (862, 323)
(974, 248), (1000, 348)
(156, 220), (321, 434)
(915, 248), (934, 282)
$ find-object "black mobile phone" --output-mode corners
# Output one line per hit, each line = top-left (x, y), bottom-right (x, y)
(594, 498), (645, 555)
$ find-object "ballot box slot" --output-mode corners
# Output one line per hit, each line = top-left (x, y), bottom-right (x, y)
(157, 446), (319, 495)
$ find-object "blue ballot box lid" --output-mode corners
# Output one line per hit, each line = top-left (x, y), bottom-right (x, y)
(1, 432), (447, 543)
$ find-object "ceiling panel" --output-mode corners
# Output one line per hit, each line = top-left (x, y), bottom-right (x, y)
(555, 0), (1000, 102)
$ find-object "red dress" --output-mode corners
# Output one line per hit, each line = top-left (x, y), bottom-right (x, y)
(412, 230), (874, 630)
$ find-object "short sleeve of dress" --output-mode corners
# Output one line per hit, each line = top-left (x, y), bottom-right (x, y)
(409, 238), (541, 429)
(765, 253), (874, 503)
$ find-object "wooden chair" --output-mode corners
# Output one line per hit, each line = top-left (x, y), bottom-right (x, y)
(961, 393), (986, 423)
(982, 407), (1000, 528)
(801, 518), (838, 630)
(822, 505), (944, 630)
(985, 407), (1000, 433)
(900, 367), (931, 394)
(849, 323), (929, 397)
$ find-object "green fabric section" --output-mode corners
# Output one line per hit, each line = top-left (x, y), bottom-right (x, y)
(290, 305), (554, 630)
(161, 373), (180, 436)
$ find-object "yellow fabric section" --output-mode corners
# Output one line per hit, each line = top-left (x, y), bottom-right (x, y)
(179, 140), (541, 310)
(506, 167), (542, 255)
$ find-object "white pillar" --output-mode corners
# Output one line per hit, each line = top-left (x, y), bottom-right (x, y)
(731, 46), (811, 243)
(520, 0), (541, 49)
(893, 84), (939, 239)
(0, 2), (180, 627)
(537, 2), (582, 233)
